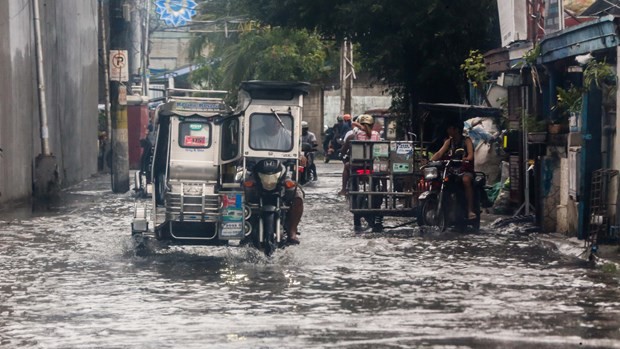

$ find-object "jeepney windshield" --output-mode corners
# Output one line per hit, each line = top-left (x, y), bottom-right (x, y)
(249, 112), (294, 152)
(179, 121), (212, 148)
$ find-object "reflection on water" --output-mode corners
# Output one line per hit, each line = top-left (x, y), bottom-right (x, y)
(0, 169), (619, 348)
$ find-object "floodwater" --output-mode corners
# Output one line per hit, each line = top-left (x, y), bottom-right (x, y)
(1, 163), (619, 348)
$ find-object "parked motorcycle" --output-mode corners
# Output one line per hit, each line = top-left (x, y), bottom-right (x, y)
(417, 154), (492, 232)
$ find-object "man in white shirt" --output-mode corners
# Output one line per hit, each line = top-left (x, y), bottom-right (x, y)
(250, 114), (292, 151)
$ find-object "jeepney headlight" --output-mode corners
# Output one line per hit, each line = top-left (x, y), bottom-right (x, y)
(257, 171), (282, 191)
(424, 167), (438, 180)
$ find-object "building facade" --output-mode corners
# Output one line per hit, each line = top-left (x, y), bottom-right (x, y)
(0, 0), (99, 206)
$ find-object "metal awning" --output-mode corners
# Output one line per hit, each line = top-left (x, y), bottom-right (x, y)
(539, 15), (618, 64)
(418, 103), (503, 120)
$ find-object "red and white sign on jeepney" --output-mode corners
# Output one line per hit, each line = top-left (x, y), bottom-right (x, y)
(183, 135), (206, 147)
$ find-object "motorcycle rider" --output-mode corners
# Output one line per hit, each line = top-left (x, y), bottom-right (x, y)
(338, 114), (381, 196)
(430, 119), (476, 220)
(301, 121), (318, 180)
(328, 114), (352, 155)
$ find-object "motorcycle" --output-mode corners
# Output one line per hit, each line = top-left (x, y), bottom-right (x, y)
(323, 127), (343, 163)
(298, 142), (317, 185)
(243, 159), (298, 255)
(239, 80), (310, 255)
(417, 151), (492, 232)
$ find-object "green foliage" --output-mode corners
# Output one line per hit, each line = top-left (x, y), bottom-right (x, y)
(460, 50), (487, 88)
(188, 0), (336, 93)
(522, 114), (546, 132)
(554, 84), (583, 115)
(216, 27), (330, 90)
(523, 44), (541, 66)
(583, 59), (616, 90)
(238, 0), (500, 107)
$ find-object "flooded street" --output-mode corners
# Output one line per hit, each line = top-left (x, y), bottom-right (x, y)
(1, 162), (620, 348)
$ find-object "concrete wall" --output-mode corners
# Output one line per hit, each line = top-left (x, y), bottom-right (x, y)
(149, 31), (198, 70)
(0, 0), (99, 206)
(324, 80), (392, 128)
(302, 85), (323, 146)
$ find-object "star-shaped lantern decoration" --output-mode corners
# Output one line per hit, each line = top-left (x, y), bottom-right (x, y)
(155, 0), (198, 27)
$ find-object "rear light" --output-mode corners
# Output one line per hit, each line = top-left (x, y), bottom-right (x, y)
(355, 169), (372, 175)
(298, 166), (305, 173)
(284, 179), (296, 189)
(243, 180), (255, 188)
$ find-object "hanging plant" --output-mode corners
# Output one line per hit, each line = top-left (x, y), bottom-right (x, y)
(583, 59), (617, 90)
(460, 49), (492, 107)
(514, 44), (543, 93)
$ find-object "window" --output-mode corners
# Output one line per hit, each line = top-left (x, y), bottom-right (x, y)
(221, 117), (240, 161)
(249, 113), (294, 152)
(179, 121), (211, 148)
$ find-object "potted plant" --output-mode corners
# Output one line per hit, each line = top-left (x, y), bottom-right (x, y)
(554, 84), (583, 133)
(523, 114), (547, 143)
(549, 84), (584, 133)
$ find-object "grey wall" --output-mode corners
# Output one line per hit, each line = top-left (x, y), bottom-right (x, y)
(0, 0), (99, 206)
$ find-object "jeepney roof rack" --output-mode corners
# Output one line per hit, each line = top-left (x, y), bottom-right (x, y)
(165, 88), (229, 102)
(239, 80), (310, 99)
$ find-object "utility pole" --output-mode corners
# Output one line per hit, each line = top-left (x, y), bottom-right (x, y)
(32, 0), (59, 200)
(339, 38), (355, 115)
(109, 0), (130, 193)
(99, 0), (112, 172)
(128, 0), (142, 82)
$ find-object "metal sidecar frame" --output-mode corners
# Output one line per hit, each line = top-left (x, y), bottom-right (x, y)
(131, 89), (247, 246)
(347, 140), (425, 225)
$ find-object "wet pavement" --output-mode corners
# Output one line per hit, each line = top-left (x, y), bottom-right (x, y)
(0, 162), (619, 348)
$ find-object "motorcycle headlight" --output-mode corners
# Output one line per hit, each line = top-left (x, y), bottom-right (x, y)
(257, 171), (282, 191)
(424, 167), (438, 180)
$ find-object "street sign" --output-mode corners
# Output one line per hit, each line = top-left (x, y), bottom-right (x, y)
(110, 50), (129, 82)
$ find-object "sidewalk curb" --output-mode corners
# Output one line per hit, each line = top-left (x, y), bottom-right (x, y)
(536, 233), (620, 271)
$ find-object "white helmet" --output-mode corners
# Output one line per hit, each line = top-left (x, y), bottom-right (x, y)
(301, 121), (309, 128)
(358, 114), (374, 125)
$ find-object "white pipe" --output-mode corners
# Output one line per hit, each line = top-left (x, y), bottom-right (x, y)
(142, 0), (150, 97)
(32, 0), (51, 155)
(100, 0), (112, 139)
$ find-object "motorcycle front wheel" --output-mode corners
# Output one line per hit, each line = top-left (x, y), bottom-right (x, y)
(262, 212), (278, 256)
(420, 197), (446, 232)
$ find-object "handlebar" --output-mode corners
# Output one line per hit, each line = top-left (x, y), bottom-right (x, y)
(420, 159), (470, 169)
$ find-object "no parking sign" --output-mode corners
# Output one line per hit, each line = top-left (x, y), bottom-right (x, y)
(109, 50), (128, 82)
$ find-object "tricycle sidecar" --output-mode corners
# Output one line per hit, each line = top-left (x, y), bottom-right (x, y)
(131, 89), (246, 247)
(347, 140), (425, 232)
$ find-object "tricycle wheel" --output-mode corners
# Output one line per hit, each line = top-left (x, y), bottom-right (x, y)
(470, 213), (481, 232)
(354, 193), (375, 230)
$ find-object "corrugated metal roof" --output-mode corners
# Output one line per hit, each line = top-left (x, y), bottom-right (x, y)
(582, 0), (620, 16)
